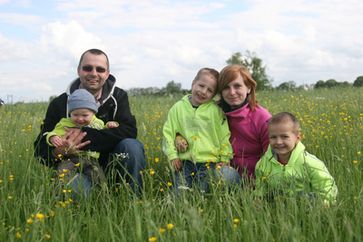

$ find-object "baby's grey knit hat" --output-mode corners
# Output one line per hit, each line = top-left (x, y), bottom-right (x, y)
(68, 89), (98, 114)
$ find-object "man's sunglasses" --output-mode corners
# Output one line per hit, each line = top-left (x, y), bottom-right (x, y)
(81, 65), (107, 73)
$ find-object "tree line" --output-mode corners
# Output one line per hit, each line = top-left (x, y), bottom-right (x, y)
(128, 51), (362, 96)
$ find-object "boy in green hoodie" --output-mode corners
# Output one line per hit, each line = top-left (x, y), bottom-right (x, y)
(255, 112), (338, 204)
(163, 68), (233, 193)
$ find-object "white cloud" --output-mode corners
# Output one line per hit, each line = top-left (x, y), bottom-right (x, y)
(40, 20), (104, 58)
(1, 0), (363, 101)
(0, 12), (41, 26)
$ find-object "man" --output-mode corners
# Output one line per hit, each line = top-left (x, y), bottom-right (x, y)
(34, 48), (146, 195)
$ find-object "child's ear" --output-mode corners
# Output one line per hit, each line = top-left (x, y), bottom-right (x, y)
(297, 131), (302, 141)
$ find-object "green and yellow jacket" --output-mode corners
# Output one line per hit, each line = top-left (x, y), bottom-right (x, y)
(163, 95), (233, 163)
(255, 142), (338, 203)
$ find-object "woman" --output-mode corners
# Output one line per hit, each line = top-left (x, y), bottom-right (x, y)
(218, 64), (271, 183)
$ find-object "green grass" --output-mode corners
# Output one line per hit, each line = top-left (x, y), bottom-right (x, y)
(0, 87), (362, 241)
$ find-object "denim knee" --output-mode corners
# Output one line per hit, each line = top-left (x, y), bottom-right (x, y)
(68, 173), (92, 199)
(112, 138), (146, 195)
(219, 166), (241, 185)
(113, 138), (146, 167)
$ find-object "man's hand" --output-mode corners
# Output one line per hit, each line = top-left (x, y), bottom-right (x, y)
(53, 128), (90, 156)
(171, 158), (182, 171)
(175, 134), (188, 153)
(49, 135), (64, 148)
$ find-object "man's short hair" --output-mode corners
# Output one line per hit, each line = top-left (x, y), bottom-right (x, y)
(78, 49), (110, 70)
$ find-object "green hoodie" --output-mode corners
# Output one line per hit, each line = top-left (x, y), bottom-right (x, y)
(255, 142), (338, 203)
(163, 95), (233, 163)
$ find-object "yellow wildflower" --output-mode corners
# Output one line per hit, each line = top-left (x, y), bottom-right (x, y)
(159, 227), (166, 234)
(35, 213), (45, 221)
(154, 157), (160, 163)
(44, 233), (51, 240)
(149, 236), (157, 242)
(166, 223), (174, 230)
(15, 232), (22, 239)
(149, 169), (155, 176)
(26, 218), (33, 225)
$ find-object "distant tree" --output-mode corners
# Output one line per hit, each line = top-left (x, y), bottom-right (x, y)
(353, 76), (363, 87)
(314, 80), (326, 89)
(226, 51), (272, 90)
(163, 81), (182, 94)
(325, 79), (338, 88)
(338, 81), (352, 87)
(277, 81), (296, 91)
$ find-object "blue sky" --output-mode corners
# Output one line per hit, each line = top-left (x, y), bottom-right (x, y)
(0, 0), (362, 102)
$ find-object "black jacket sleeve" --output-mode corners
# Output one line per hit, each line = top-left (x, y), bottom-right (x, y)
(82, 88), (137, 153)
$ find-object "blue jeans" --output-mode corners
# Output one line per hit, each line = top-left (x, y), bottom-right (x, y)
(174, 160), (216, 193)
(109, 138), (146, 195)
(67, 173), (92, 199)
(219, 166), (241, 186)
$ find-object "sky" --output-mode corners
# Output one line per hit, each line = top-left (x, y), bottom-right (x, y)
(0, 0), (362, 102)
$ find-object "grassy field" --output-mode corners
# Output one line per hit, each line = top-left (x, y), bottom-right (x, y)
(0, 87), (362, 241)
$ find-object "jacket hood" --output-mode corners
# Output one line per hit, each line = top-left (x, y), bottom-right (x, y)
(270, 141), (306, 165)
(66, 74), (117, 103)
(181, 94), (216, 108)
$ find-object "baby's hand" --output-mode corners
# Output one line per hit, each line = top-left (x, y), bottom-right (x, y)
(50, 136), (64, 148)
(106, 121), (119, 128)
(175, 134), (188, 153)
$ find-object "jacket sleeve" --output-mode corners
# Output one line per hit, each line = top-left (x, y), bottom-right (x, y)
(307, 156), (338, 203)
(33, 94), (67, 167)
(162, 105), (179, 161)
(217, 111), (233, 163)
(82, 90), (137, 153)
(254, 156), (267, 197)
(46, 119), (68, 146)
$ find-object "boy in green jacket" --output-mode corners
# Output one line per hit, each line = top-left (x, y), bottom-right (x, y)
(163, 68), (233, 193)
(255, 112), (338, 204)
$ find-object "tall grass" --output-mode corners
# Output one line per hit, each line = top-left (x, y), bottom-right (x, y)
(0, 87), (362, 241)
